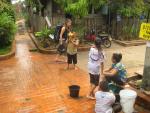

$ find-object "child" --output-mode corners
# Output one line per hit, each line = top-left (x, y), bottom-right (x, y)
(95, 81), (116, 113)
(103, 53), (127, 85)
(67, 32), (79, 69)
(87, 39), (105, 99)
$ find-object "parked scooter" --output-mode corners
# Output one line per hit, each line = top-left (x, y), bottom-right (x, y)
(85, 29), (112, 48)
(97, 31), (112, 48)
(84, 29), (96, 41)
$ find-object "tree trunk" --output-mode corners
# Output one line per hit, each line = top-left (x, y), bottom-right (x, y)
(141, 44), (150, 91)
(147, 9), (150, 23)
(91, 5), (95, 14)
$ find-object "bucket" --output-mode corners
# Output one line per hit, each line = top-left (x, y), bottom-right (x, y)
(119, 89), (137, 113)
(69, 85), (80, 98)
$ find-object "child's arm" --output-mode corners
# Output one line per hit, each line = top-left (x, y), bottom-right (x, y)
(66, 38), (68, 44)
(100, 62), (105, 81)
(104, 67), (113, 72)
(94, 87), (99, 94)
(103, 68), (118, 76)
(71, 39), (79, 46)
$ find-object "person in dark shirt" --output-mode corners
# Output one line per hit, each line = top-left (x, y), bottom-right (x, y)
(55, 19), (72, 62)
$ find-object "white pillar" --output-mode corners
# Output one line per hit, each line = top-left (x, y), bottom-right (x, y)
(141, 41), (150, 91)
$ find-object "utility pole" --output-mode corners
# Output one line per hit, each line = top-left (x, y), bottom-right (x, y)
(141, 9), (150, 91)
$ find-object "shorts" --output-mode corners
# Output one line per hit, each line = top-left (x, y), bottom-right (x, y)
(89, 73), (100, 86)
(67, 53), (77, 64)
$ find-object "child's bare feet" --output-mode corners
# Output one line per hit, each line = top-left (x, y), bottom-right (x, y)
(73, 65), (78, 70)
(74, 67), (78, 70)
(55, 58), (58, 62)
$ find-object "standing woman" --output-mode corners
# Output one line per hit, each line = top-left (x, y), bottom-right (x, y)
(55, 19), (72, 62)
(87, 39), (105, 99)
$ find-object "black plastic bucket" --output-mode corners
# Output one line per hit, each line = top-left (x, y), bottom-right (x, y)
(69, 85), (80, 98)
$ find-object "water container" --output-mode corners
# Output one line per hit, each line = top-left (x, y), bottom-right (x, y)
(69, 85), (80, 98)
(119, 89), (137, 113)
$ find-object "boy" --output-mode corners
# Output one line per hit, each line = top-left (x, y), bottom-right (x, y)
(95, 81), (116, 113)
(87, 39), (105, 99)
(67, 32), (79, 70)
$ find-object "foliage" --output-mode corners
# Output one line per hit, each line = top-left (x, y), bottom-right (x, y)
(35, 27), (55, 48)
(109, 0), (144, 17)
(0, 13), (17, 47)
(54, 0), (107, 17)
(23, 12), (31, 28)
(64, 0), (88, 18)
(3, 0), (11, 3)
(72, 24), (85, 42)
(0, 0), (15, 21)
(122, 25), (139, 40)
(54, 0), (145, 18)
(0, 45), (11, 55)
(54, 0), (71, 9)
(144, 0), (150, 20)
(89, 0), (107, 9)
(108, 0), (145, 40)
(25, 0), (43, 14)
(118, 0), (144, 17)
(35, 27), (54, 40)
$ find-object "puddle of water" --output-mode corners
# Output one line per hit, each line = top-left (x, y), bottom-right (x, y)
(17, 105), (35, 113)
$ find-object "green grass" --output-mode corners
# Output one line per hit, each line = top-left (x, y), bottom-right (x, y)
(0, 45), (11, 55)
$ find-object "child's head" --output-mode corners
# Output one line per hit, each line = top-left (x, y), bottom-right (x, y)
(112, 53), (122, 63)
(68, 32), (76, 41)
(98, 81), (109, 92)
(94, 39), (102, 50)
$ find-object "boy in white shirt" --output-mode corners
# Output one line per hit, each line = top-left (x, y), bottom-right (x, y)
(95, 81), (116, 113)
(87, 39), (104, 99)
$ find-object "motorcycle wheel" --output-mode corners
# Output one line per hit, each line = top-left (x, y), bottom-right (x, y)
(103, 39), (111, 48)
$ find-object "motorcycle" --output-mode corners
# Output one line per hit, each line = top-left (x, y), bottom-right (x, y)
(97, 32), (112, 48)
(84, 29), (96, 41)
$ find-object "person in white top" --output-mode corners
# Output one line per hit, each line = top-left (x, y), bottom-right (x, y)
(95, 81), (116, 113)
(87, 39), (105, 99)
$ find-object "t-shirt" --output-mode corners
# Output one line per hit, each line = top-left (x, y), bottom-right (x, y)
(112, 62), (127, 80)
(95, 91), (116, 113)
(67, 38), (79, 55)
(88, 47), (105, 75)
